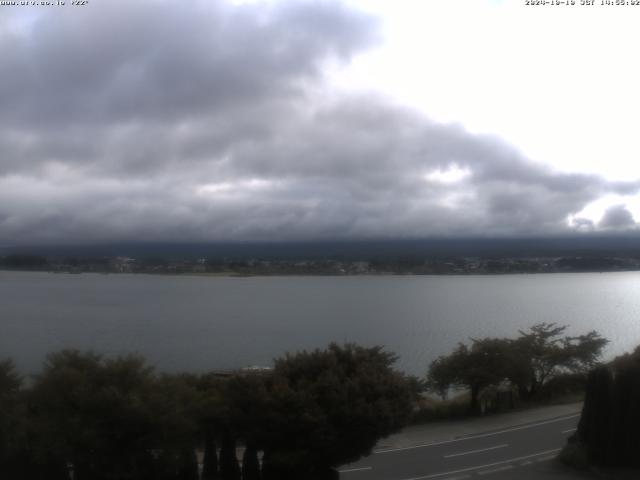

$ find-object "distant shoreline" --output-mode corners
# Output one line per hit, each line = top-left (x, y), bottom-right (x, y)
(2, 268), (640, 277)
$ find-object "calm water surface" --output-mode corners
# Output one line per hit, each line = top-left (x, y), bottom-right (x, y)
(1, 271), (639, 375)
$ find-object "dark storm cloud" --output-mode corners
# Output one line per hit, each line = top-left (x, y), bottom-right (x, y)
(0, 0), (638, 244)
(599, 205), (636, 229)
(1, 0), (374, 126)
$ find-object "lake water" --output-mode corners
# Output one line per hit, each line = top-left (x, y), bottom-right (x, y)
(1, 271), (640, 376)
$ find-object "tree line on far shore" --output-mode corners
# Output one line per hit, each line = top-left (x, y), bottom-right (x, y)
(0, 344), (415, 480)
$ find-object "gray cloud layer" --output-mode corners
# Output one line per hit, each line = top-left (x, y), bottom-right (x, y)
(0, 0), (637, 244)
(599, 205), (636, 230)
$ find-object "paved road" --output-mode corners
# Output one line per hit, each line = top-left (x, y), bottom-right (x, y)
(339, 413), (581, 480)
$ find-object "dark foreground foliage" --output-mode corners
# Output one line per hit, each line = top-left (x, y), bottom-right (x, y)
(564, 346), (640, 469)
(0, 344), (414, 479)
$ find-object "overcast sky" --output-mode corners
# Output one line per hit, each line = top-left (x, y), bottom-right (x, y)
(2, 0), (640, 245)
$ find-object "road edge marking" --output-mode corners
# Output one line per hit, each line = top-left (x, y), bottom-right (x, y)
(477, 465), (514, 475)
(338, 466), (373, 473)
(444, 443), (508, 458)
(399, 448), (561, 480)
(375, 414), (579, 454)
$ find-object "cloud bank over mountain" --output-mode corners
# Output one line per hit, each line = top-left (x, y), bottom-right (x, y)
(0, 0), (638, 244)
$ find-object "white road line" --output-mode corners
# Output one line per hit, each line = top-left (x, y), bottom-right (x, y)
(441, 475), (471, 480)
(443, 444), (508, 459)
(338, 466), (372, 473)
(477, 465), (514, 475)
(535, 455), (557, 463)
(562, 428), (577, 434)
(399, 448), (561, 480)
(375, 414), (579, 454)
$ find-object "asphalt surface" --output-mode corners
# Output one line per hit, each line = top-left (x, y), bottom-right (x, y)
(339, 412), (581, 480)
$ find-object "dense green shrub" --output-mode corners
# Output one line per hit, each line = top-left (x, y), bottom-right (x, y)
(0, 344), (414, 479)
(258, 343), (414, 477)
(569, 346), (640, 468)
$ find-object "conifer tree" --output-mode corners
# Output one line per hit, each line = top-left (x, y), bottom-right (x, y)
(241, 443), (260, 480)
(219, 431), (241, 480)
(202, 431), (219, 480)
(177, 447), (199, 480)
